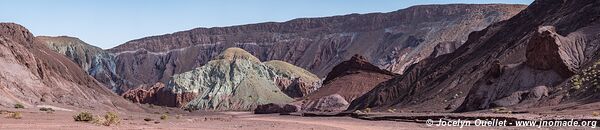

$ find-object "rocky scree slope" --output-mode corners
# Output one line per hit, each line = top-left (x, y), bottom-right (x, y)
(347, 0), (600, 113)
(122, 48), (320, 110)
(107, 4), (526, 91)
(0, 23), (141, 111)
(38, 36), (125, 93)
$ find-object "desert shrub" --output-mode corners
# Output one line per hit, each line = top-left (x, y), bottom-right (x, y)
(451, 94), (459, 99)
(91, 115), (104, 125)
(571, 75), (583, 90)
(144, 118), (153, 121)
(593, 111), (599, 117)
(39, 107), (54, 112)
(353, 110), (364, 114)
(387, 108), (397, 113)
(102, 112), (120, 126)
(75, 112), (120, 126)
(175, 114), (182, 119)
(14, 103), (24, 109)
(73, 112), (94, 122)
(7, 112), (22, 119)
(571, 61), (600, 90)
(160, 114), (168, 120)
(183, 107), (196, 112)
(492, 107), (512, 114)
(364, 108), (371, 113)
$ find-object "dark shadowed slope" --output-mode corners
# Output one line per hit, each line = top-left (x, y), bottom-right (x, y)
(348, 0), (600, 114)
(305, 54), (396, 102)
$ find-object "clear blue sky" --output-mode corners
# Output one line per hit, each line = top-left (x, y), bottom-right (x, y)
(0, 0), (532, 49)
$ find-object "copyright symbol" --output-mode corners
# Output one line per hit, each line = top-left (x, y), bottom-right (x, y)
(426, 119), (434, 126)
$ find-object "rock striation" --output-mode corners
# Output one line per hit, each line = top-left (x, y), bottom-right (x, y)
(0, 23), (141, 111)
(296, 55), (396, 112)
(265, 60), (321, 98)
(122, 47), (320, 110)
(347, 0), (600, 113)
(106, 4), (526, 92)
(37, 36), (125, 93)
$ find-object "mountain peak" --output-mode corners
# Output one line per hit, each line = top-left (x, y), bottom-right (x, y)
(0, 23), (36, 47)
(323, 54), (396, 84)
(216, 47), (261, 63)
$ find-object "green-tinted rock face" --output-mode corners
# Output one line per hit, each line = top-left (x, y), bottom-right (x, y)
(37, 36), (124, 93)
(168, 47), (295, 110)
(264, 60), (320, 82)
(264, 60), (322, 98)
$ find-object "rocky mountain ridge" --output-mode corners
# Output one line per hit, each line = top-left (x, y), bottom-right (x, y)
(38, 36), (125, 93)
(122, 48), (320, 110)
(100, 4), (526, 93)
(0, 23), (141, 111)
(347, 0), (600, 114)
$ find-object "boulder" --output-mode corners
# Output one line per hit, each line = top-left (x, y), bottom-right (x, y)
(303, 94), (350, 112)
(254, 103), (285, 114)
(525, 26), (583, 77)
(490, 86), (549, 107)
(490, 91), (528, 108)
(282, 104), (301, 114)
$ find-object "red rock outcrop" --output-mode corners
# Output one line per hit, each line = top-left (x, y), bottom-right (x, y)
(348, 0), (600, 113)
(299, 55), (396, 111)
(525, 26), (583, 77)
(106, 4), (526, 92)
(274, 77), (320, 98)
(0, 23), (141, 111)
(302, 94), (350, 112)
(121, 83), (196, 107)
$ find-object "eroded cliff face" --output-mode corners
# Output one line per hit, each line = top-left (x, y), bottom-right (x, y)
(300, 55), (397, 112)
(264, 60), (322, 98)
(347, 0), (600, 113)
(107, 4), (526, 91)
(0, 23), (141, 111)
(38, 36), (125, 93)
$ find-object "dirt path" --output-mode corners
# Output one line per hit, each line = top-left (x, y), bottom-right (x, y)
(227, 112), (420, 130)
(244, 116), (379, 130)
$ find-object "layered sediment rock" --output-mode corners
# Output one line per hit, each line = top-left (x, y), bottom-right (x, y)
(123, 48), (319, 110)
(348, 0), (600, 113)
(37, 36), (125, 93)
(265, 60), (321, 98)
(525, 26), (583, 77)
(0, 23), (141, 111)
(106, 4), (526, 92)
(167, 48), (292, 110)
(299, 55), (396, 112)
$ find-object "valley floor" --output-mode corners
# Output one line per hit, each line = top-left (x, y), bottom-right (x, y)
(0, 107), (594, 130)
(0, 109), (411, 130)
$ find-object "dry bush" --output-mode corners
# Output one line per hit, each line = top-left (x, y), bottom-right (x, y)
(73, 112), (94, 122)
(160, 114), (168, 120)
(102, 112), (120, 126)
(14, 103), (24, 109)
(7, 112), (22, 119)
(39, 107), (54, 112)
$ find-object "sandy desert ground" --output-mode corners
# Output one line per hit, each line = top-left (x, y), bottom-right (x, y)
(1, 106), (591, 130)
(0, 107), (414, 130)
